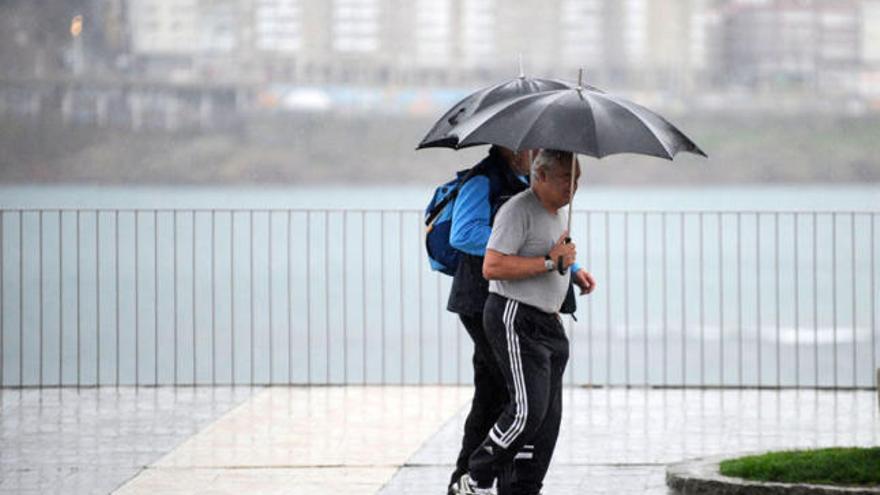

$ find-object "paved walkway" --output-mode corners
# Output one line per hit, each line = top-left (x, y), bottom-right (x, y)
(1, 387), (878, 494)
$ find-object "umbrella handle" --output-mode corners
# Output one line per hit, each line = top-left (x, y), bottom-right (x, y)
(557, 237), (571, 275)
(559, 153), (577, 275)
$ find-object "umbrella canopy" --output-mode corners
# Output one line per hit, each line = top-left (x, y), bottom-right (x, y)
(447, 75), (707, 275)
(450, 84), (706, 160)
(416, 75), (582, 150)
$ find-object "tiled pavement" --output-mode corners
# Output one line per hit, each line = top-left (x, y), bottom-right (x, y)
(1, 386), (878, 494)
(114, 386), (470, 494)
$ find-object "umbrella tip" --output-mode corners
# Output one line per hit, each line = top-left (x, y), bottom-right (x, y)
(518, 53), (524, 78)
(577, 68), (584, 90)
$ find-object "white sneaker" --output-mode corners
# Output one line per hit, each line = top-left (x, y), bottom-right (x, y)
(455, 473), (496, 495)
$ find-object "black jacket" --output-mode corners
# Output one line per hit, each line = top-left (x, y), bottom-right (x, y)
(447, 149), (576, 316)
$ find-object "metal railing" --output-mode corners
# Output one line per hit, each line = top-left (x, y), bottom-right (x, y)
(0, 208), (877, 388)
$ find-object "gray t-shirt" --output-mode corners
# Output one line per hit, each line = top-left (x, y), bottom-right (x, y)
(487, 188), (571, 314)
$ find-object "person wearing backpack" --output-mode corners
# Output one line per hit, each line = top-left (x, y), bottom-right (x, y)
(445, 145), (583, 495)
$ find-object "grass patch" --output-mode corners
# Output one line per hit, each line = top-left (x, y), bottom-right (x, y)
(719, 447), (880, 486)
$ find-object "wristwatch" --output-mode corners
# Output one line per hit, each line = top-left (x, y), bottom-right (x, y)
(544, 254), (555, 272)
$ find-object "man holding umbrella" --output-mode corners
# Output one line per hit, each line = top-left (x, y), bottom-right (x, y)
(454, 149), (595, 495)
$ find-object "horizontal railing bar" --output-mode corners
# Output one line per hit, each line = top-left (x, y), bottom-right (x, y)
(17, 209), (872, 215)
(1, 383), (873, 391)
(0, 208), (422, 213)
(645, 385), (879, 391)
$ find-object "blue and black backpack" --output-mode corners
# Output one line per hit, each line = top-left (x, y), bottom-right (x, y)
(424, 164), (487, 276)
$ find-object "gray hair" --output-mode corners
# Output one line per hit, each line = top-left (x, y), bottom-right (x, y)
(531, 149), (573, 180)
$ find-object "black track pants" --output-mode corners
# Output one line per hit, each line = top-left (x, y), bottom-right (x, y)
(468, 293), (569, 495)
(448, 313), (509, 492)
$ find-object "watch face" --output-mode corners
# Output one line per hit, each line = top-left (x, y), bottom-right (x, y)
(545, 259), (554, 272)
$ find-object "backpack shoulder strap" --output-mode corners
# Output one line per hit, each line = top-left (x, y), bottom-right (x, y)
(485, 158), (528, 224)
(425, 160), (490, 227)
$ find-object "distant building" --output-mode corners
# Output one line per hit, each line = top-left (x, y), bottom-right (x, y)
(128, 0), (200, 55)
(255, 0), (304, 53)
(719, 0), (862, 92)
(200, 0), (239, 53)
(559, 0), (604, 72)
(413, 0), (453, 67)
(332, 0), (380, 53)
(101, 0), (130, 57)
(861, 0), (880, 99)
(458, 0), (497, 70)
(124, 0), (712, 85)
(117, 0), (874, 96)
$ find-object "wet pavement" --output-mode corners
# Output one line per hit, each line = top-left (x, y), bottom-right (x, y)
(382, 388), (880, 494)
(0, 387), (877, 494)
(114, 386), (470, 495)
(0, 387), (258, 494)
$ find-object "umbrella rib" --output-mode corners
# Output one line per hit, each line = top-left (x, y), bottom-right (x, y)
(472, 80), (510, 110)
(581, 92), (601, 158)
(453, 96), (533, 148)
(594, 93), (675, 159)
(518, 92), (570, 151)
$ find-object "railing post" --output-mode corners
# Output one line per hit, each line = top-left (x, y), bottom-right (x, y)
(0, 210), (4, 388)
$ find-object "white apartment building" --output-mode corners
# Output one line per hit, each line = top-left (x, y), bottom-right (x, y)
(860, 0), (880, 98)
(331, 0), (380, 53)
(128, 0), (200, 55)
(559, 0), (604, 71)
(414, 0), (452, 67)
(120, 0), (873, 93)
(124, 0), (717, 85)
(862, 0), (880, 65)
(255, 0), (304, 53)
(458, 0), (496, 69)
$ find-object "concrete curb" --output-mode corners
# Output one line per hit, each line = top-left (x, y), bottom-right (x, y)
(666, 454), (880, 495)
